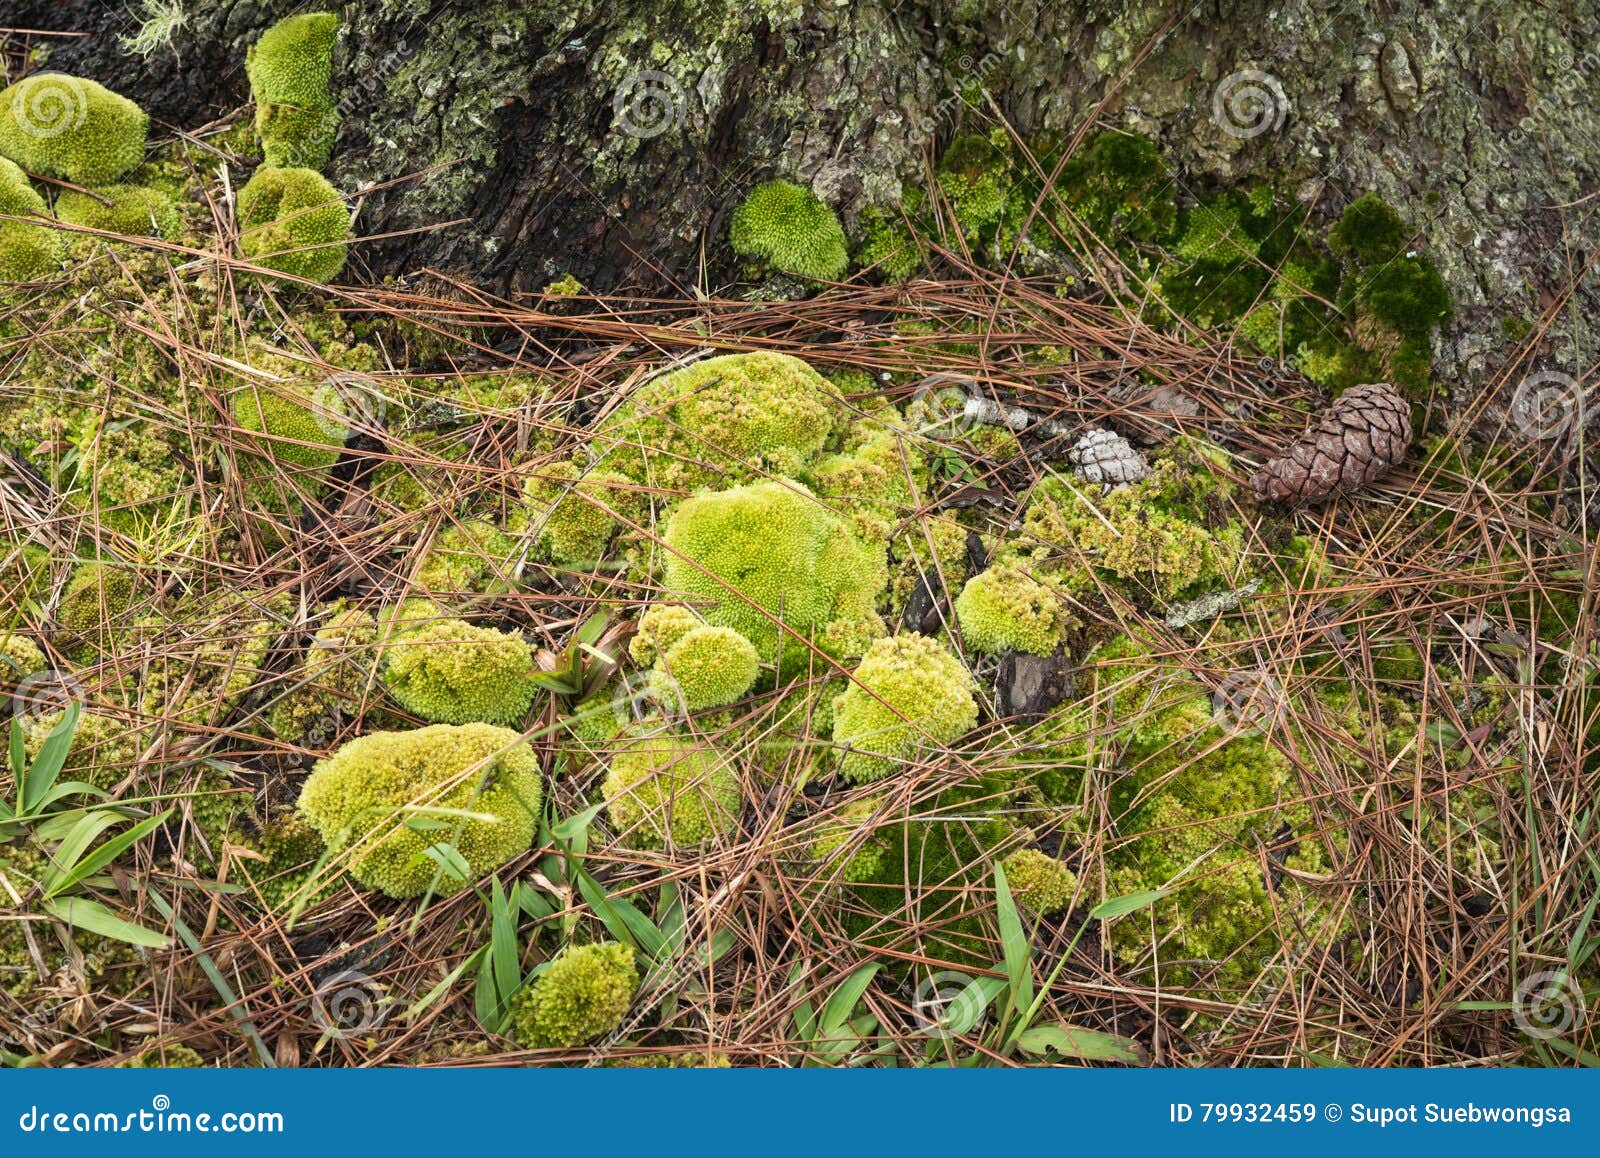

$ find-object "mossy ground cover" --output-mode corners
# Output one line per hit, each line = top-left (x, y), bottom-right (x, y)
(0, 19), (1594, 1071)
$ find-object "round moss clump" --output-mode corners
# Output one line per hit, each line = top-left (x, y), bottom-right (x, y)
(811, 796), (893, 882)
(230, 381), (347, 472)
(0, 74), (148, 184)
(729, 179), (848, 281)
(380, 603), (537, 726)
(953, 564), (1073, 656)
(654, 624), (760, 710)
(523, 462), (640, 566)
(629, 603), (703, 666)
(297, 722), (542, 898)
(0, 156), (66, 282)
(1003, 848), (1078, 915)
(661, 479), (885, 665)
(509, 941), (639, 1050)
(832, 633), (978, 783)
(0, 632), (46, 687)
(597, 352), (841, 493)
(246, 12), (341, 169)
(602, 728), (742, 849)
(236, 166), (349, 283)
(55, 561), (141, 642)
(55, 184), (181, 240)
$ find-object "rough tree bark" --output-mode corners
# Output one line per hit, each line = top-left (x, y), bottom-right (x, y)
(8, 0), (1597, 392)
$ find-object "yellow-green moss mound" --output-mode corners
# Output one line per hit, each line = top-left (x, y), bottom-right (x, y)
(508, 941), (639, 1050)
(298, 723), (542, 898)
(0, 74), (147, 184)
(602, 727), (742, 849)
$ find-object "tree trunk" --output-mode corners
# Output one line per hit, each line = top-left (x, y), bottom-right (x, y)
(9, 0), (1597, 390)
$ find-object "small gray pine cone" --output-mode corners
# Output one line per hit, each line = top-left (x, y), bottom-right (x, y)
(1067, 426), (1149, 489)
(1250, 382), (1411, 505)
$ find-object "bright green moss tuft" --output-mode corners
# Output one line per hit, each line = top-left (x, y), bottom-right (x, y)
(1055, 129), (1177, 244)
(1003, 847), (1078, 915)
(230, 381), (346, 471)
(855, 197), (923, 282)
(236, 166), (349, 283)
(297, 722), (542, 898)
(509, 942), (639, 1050)
(653, 624), (760, 710)
(629, 603), (703, 666)
(596, 352), (841, 494)
(953, 564), (1073, 656)
(1328, 192), (1408, 264)
(55, 184), (180, 240)
(0, 156), (66, 281)
(246, 13), (341, 169)
(523, 462), (641, 566)
(55, 561), (142, 644)
(810, 796), (893, 882)
(380, 601), (537, 726)
(832, 633), (978, 783)
(416, 519), (515, 593)
(602, 727), (742, 848)
(729, 179), (848, 281)
(0, 632), (45, 687)
(0, 74), (147, 184)
(1360, 257), (1451, 338)
(1021, 456), (1244, 603)
(661, 478), (885, 665)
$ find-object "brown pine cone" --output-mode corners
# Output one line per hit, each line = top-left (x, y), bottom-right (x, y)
(1251, 382), (1411, 505)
